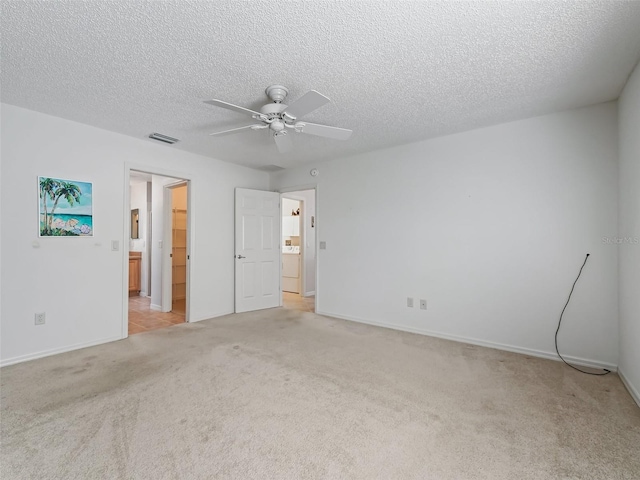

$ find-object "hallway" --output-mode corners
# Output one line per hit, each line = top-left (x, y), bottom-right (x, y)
(128, 296), (185, 334)
(282, 292), (315, 313)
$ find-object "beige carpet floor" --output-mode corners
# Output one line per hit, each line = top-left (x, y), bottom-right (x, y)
(1, 308), (639, 479)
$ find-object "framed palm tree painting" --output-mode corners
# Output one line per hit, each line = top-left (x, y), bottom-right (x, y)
(38, 177), (93, 237)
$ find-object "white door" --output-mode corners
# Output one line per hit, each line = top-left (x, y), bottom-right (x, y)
(235, 188), (281, 312)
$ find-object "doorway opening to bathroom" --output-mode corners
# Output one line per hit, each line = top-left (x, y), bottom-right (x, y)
(280, 189), (316, 314)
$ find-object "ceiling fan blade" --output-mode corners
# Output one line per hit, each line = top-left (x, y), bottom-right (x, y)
(296, 122), (353, 140)
(274, 132), (293, 153)
(209, 124), (265, 136)
(282, 90), (330, 120)
(204, 99), (262, 117)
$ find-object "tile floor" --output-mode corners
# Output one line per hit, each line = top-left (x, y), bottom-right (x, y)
(129, 294), (312, 334)
(282, 292), (315, 313)
(172, 298), (186, 315)
(128, 296), (185, 335)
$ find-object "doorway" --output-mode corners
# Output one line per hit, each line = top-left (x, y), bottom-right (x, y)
(127, 170), (190, 335)
(280, 189), (316, 313)
(169, 183), (188, 315)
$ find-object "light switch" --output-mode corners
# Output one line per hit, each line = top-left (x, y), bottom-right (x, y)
(319, 241), (326, 250)
(111, 240), (119, 251)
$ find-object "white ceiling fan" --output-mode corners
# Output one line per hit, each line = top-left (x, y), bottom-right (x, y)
(204, 85), (353, 153)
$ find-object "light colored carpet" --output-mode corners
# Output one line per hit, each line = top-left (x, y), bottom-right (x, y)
(1, 308), (639, 479)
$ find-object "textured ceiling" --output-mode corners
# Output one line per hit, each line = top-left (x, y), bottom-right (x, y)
(2, 1), (640, 170)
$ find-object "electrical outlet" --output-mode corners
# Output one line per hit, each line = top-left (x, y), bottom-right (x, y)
(407, 297), (414, 308)
(420, 299), (427, 310)
(35, 312), (46, 325)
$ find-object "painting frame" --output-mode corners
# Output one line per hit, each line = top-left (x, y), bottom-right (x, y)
(38, 176), (94, 237)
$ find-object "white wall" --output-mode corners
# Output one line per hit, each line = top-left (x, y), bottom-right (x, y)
(271, 102), (619, 368)
(0, 104), (268, 365)
(618, 62), (640, 406)
(282, 198), (300, 217)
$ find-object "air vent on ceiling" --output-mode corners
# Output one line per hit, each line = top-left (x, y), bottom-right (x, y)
(255, 165), (286, 172)
(148, 133), (179, 144)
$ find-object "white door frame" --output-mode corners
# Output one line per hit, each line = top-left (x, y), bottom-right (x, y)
(122, 163), (194, 339)
(279, 185), (318, 307)
(281, 194), (305, 296)
(162, 181), (190, 314)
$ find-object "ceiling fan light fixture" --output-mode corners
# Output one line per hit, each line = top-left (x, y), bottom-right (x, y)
(270, 120), (285, 132)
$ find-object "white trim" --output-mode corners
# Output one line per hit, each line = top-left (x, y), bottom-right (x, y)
(189, 310), (234, 323)
(122, 167), (132, 338)
(162, 184), (173, 312)
(0, 336), (123, 367)
(618, 368), (640, 408)
(303, 291), (316, 297)
(316, 310), (618, 372)
(150, 303), (162, 311)
(281, 194), (305, 295)
(161, 180), (190, 316)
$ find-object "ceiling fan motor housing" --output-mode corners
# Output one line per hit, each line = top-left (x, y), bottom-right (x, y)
(265, 85), (289, 103)
(260, 103), (288, 115)
(259, 102), (293, 132)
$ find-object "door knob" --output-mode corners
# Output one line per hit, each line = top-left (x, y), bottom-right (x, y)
(236, 255), (246, 259)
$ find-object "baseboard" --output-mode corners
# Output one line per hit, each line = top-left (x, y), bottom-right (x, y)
(139, 290), (148, 297)
(189, 310), (234, 323)
(303, 291), (316, 297)
(618, 368), (640, 408)
(0, 335), (123, 367)
(150, 303), (162, 311)
(316, 310), (618, 372)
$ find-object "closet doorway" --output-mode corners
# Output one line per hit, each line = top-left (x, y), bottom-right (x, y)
(169, 183), (188, 315)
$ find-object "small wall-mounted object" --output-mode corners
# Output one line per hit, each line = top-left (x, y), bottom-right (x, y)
(131, 208), (139, 239)
(311, 216), (315, 228)
(34, 312), (46, 325)
(310, 168), (318, 177)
